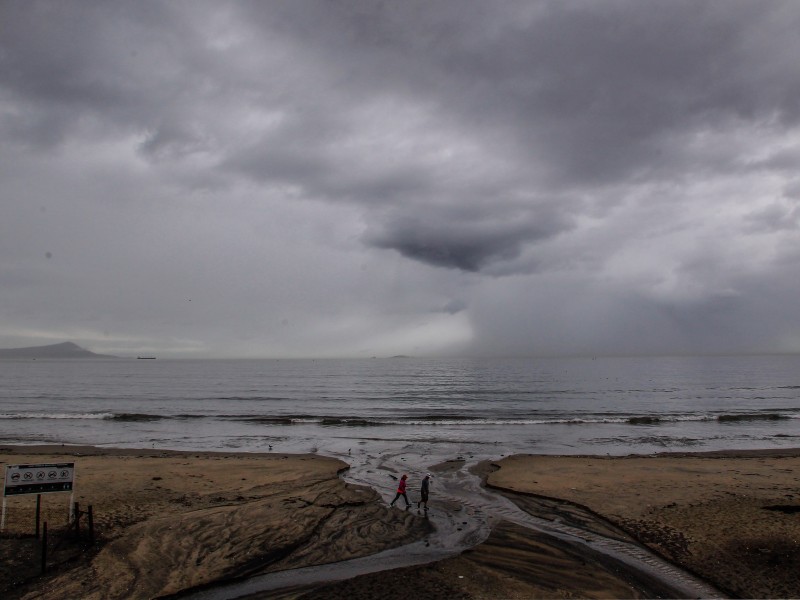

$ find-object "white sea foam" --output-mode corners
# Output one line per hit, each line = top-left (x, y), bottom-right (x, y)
(0, 412), (114, 420)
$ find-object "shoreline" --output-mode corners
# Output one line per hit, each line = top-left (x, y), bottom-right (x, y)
(2, 445), (800, 598)
(7, 442), (800, 457)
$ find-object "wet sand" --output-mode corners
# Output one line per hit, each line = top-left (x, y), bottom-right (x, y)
(0, 446), (429, 600)
(300, 519), (686, 600)
(485, 449), (800, 599)
(3, 446), (800, 599)
(303, 449), (800, 599)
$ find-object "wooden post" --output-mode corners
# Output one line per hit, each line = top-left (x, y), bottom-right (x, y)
(35, 494), (42, 538)
(74, 502), (81, 539)
(41, 522), (48, 574)
(87, 505), (94, 544)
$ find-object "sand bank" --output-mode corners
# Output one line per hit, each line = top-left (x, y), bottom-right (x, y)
(4, 446), (800, 599)
(0, 446), (429, 600)
(484, 450), (800, 598)
(303, 450), (800, 599)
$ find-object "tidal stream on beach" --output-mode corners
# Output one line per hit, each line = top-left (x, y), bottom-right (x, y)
(185, 441), (724, 599)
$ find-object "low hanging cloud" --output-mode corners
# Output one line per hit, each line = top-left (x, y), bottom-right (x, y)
(365, 202), (575, 272)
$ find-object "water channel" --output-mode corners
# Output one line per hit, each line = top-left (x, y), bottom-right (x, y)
(186, 440), (725, 599)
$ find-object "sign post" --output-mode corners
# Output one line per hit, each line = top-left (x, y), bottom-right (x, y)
(2, 463), (75, 532)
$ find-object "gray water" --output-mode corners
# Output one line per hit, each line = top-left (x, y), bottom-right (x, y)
(1, 355), (798, 455)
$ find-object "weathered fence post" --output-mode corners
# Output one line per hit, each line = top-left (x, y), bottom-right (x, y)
(87, 505), (94, 544)
(73, 502), (81, 539)
(41, 522), (48, 574)
(35, 494), (42, 538)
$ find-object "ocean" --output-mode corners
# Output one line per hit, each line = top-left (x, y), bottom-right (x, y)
(1, 355), (798, 459)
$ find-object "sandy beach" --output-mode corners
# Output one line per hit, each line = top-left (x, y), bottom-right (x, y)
(287, 449), (800, 599)
(0, 446), (429, 600)
(484, 450), (800, 599)
(2, 446), (800, 599)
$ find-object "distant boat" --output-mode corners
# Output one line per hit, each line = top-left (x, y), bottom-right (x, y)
(136, 356), (157, 360)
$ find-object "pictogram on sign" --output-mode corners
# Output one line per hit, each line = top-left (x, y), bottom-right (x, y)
(3, 463), (75, 496)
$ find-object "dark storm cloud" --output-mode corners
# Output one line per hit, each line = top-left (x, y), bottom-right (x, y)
(745, 203), (800, 234)
(0, 3), (183, 144)
(368, 216), (525, 272)
(2, 1), (800, 356)
(365, 202), (574, 272)
(4, 2), (799, 207)
(410, 1), (800, 184)
(784, 181), (800, 200)
(217, 1), (800, 272)
(226, 1), (800, 182)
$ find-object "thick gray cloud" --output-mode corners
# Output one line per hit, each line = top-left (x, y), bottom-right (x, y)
(1, 0), (799, 357)
(365, 201), (574, 272)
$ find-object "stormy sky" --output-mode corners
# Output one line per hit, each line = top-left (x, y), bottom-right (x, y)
(2, 0), (799, 358)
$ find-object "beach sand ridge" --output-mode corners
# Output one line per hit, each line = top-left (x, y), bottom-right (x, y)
(0, 447), (430, 600)
(484, 451), (800, 598)
(3, 446), (800, 599)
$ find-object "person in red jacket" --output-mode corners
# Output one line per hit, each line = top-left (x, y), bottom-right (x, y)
(390, 474), (410, 508)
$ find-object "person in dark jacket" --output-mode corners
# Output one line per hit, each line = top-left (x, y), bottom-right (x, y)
(390, 474), (410, 508)
(418, 473), (432, 511)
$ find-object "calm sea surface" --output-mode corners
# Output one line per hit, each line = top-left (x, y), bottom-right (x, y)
(1, 356), (798, 458)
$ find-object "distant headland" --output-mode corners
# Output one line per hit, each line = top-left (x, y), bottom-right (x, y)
(0, 342), (117, 359)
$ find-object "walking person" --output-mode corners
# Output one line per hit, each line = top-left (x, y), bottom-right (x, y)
(390, 474), (410, 508)
(418, 473), (432, 511)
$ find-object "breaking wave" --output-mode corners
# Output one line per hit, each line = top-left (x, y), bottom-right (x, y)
(0, 412), (114, 420)
(2, 410), (797, 427)
(716, 412), (789, 423)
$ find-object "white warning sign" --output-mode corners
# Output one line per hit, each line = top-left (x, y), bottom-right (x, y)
(4, 463), (75, 496)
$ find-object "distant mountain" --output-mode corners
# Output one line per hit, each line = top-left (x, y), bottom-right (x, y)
(0, 342), (117, 359)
